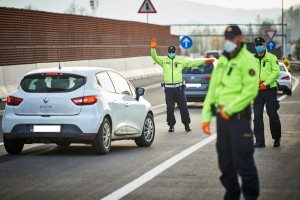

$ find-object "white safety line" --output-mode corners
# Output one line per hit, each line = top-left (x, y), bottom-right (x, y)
(101, 134), (217, 200)
(152, 103), (165, 109)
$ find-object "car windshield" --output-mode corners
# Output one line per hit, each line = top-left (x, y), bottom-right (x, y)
(182, 63), (214, 74)
(20, 73), (86, 93)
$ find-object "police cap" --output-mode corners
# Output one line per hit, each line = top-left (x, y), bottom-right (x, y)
(224, 25), (242, 39)
(168, 46), (176, 53)
(254, 36), (266, 45)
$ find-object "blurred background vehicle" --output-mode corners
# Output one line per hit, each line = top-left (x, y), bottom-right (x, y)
(204, 50), (221, 59)
(277, 61), (292, 95)
(182, 59), (217, 102)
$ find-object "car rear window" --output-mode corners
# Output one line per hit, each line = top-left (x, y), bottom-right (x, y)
(182, 63), (214, 74)
(20, 73), (86, 93)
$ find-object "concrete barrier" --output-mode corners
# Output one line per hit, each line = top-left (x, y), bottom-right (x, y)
(0, 56), (162, 99)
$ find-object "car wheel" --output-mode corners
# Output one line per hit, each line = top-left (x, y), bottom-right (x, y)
(285, 89), (292, 95)
(56, 141), (71, 147)
(3, 138), (24, 154)
(135, 113), (155, 147)
(92, 117), (111, 155)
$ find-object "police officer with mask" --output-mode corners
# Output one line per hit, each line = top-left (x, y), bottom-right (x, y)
(151, 38), (214, 132)
(201, 25), (260, 200)
(253, 36), (281, 147)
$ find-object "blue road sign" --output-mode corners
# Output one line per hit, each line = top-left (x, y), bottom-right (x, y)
(266, 41), (276, 51)
(180, 36), (193, 49)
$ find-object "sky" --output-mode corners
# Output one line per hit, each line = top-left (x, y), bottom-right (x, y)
(185, 0), (299, 9)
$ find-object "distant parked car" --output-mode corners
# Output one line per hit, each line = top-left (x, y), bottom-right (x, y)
(182, 59), (217, 102)
(277, 61), (292, 95)
(204, 50), (221, 59)
(2, 67), (155, 155)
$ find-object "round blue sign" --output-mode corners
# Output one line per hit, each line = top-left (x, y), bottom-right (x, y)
(266, 41), (276, 51)
(180, 36), (193, 49)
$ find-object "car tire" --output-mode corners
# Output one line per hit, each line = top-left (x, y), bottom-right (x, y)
(135, 113), (155, 147)
(56, 141), (71, 147)
(92, 117), (111, 155)
(4, 138), (24, 154)
(285, 89), (292, 96)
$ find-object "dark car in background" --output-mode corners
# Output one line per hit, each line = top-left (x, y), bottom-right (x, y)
(183, 59), (217, 102)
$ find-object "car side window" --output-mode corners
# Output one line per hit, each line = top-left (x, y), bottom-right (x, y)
(107, 71), (132, 95)
(96, 72), (116, 93)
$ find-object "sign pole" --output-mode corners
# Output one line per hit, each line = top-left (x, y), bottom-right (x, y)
(138, 0), (157, 23)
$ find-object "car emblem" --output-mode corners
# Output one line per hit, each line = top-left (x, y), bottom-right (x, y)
(191, 76), (195, 80)
(43, 97), (49, 103)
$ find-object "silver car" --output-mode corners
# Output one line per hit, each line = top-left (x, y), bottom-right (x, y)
(2, 67), (155, 155)
(182, 59), (216, 102)
(277, 62), (292, 95)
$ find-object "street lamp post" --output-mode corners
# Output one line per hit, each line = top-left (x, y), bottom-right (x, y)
(282, 0), (284, 58)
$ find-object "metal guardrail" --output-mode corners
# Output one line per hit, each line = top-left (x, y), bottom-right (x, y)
(291, 61), (300, 71)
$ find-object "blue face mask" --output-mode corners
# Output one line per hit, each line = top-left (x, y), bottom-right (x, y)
(168, 53), (176, 59)
(255, 45), (265, 53)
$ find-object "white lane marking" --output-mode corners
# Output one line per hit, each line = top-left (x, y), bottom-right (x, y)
(101, 134), (217, 200)
(152, 104), (165, 109)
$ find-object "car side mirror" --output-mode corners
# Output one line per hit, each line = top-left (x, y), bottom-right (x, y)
(135, 87), (145, 101)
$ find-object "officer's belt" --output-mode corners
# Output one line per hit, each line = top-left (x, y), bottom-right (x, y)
(164, 82), (184, 88)
(211, 105), (252, 118)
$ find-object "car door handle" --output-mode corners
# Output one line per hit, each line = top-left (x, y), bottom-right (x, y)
(125, 103), (129, 107)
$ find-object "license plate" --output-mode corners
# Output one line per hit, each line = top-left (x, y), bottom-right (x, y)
(31, 125), (61, 133)
(186, 83), (201, 88)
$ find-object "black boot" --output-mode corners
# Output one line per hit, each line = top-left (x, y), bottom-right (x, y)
(274, 139), (281, 147)
(168, 126), (174, 132)
(185, 124), (191, 132)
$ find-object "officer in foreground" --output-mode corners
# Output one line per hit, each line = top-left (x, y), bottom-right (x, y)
(151, 38), (214, 132)
(253, 36), (281, 147)
(201, 25), (260, 200)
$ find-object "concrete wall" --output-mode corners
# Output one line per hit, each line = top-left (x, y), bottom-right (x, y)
(0, 56), (162, 99)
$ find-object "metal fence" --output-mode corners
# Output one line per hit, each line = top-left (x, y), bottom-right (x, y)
(0, 7), (179, 66)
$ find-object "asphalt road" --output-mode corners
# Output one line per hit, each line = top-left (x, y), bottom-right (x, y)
(0, 74), (299, 200)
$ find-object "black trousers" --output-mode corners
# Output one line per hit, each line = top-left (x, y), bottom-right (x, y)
(216, 113), (259, 200)
(164, 86), (190, 126)
(253, 89), (281, 143)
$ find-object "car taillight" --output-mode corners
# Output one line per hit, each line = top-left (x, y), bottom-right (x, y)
(72, 96), (98, 105)
(6, 96), (23, 106)
(280, 75), (290, 80)
(204, 75), (211, 81)
(45, 72), (58, 76)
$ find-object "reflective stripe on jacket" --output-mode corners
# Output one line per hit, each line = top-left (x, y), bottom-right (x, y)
(201, 43), (259, 123)
(151, 48), (205, 84)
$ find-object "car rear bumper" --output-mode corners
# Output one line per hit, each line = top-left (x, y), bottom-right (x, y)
(185, 90), (207, 102)
(277, 82), (292, 91)
(2, 108), (104, 136)
(3, 124), (96, 143)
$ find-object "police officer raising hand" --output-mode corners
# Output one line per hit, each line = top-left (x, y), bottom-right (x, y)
(151, 38), (214, 133)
